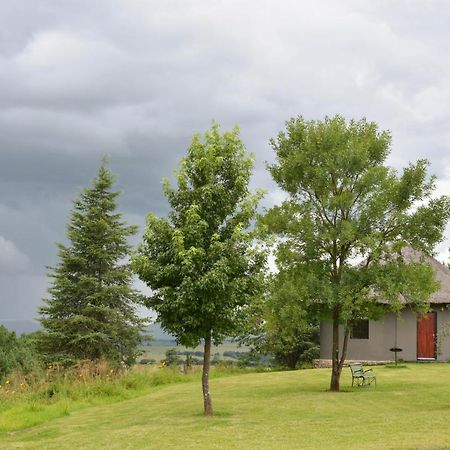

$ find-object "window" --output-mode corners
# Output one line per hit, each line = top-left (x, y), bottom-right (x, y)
(351, 320), (369, 339)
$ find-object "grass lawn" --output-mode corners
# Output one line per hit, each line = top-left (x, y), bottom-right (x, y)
(2, 363), (450, 449)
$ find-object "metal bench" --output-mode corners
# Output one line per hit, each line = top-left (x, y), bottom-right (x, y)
(349, 363), (376, 386)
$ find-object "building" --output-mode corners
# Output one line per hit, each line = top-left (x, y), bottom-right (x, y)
(320, 250), (450, 362)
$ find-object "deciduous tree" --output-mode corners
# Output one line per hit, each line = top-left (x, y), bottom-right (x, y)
(0, 326), (37, 379)
(240, 271), (319, 369)
(134, 124), (266, 415)
(265, 115), (450, 391)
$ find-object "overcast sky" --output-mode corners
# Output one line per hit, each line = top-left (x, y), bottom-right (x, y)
(1, 0), (450, 321)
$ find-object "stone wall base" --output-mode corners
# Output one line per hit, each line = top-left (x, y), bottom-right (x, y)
(313, 359), (393, 368)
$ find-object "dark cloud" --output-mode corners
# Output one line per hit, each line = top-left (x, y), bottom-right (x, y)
(1, 0), (450, 320)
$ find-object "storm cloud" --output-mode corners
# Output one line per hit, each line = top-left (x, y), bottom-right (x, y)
(1, 0), (450, 320)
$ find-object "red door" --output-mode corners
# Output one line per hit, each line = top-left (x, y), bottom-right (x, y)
(417, 312), (436, 359)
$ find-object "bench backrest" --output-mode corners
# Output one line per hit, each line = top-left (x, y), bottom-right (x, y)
(349, 363), (364, 376)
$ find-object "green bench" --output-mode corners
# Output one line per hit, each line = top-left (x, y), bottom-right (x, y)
(349, 363), (376, 387)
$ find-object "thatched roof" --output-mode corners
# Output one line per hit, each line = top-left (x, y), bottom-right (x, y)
(397, 247), (450, 304)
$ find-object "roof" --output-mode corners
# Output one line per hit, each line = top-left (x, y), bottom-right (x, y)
(397, 247), (450, 304)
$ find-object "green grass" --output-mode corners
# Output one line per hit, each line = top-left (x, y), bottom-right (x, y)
(0, 367), (194, 434)
(2, 364), (450, 449)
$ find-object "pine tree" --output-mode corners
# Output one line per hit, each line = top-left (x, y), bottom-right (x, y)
(38, 163), (146, 366)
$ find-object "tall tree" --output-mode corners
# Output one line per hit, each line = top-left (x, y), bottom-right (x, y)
(133, 124), (266, 416)
(38, 163), (146, 366)
(265, 115), (450, 391)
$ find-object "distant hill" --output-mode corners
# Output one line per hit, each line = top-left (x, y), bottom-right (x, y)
(145, 323), (174, 341)
(0, 319), (174, 340)
(0, 320), (41, 335)
(0, 320), (238, 343)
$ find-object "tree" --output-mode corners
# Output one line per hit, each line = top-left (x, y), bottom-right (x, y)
(240, 271), (319, 369)
(265, 115), (450, 391)
(133, 124), (266, 415)
(0, 326), (37, 380)
(38, 163), (146, 366)
(162, 348), (182, 367)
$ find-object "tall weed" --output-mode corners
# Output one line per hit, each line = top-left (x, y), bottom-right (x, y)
(0, 360), (253, 433)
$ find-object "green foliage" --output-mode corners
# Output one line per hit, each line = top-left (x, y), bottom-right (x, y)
(265, 115), (450, 387)
(0, 327), (38, 380)
(134, 123), (266, 347)
(38, 163), (146, 366)
(162, 349), (182, 366)
(134, 123), (266, 414)
(241, 272), (320, 369)
(266, 115), (450, 319)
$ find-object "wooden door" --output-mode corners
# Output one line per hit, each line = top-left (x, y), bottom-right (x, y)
(417, 312), (436, 359)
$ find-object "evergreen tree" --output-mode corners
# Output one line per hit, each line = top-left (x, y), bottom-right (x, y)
(38, 163), (145, 366)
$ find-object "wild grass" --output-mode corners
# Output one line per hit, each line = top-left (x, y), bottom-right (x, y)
(0, 360), (254, 434)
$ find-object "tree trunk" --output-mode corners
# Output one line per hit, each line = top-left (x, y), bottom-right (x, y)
(330, 315), (350, 392)
(202, 331), (213, 416)
(330, 315), (340, 392)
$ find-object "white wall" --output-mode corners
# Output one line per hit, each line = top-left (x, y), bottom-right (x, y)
(320, 308), (450, 362)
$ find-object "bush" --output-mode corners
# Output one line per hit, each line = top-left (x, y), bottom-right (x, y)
(162, 349), (182, 366)
(139, 358), (156, 365)
(0, 326), (39, 380)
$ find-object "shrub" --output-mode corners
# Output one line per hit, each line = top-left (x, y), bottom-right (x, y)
(0, 326), (39, 380)
(162, 349), (182, 366)
(139, 358), (156, 365)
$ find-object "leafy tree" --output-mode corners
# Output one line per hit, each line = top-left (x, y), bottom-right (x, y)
(0, 326), (37, 380)
(162, 348), (181, 366)
(241, 271), (320, 369)
(265, 115), (450, 391)
(162, 348), (182, 367)
(134, 124), (266, 415)
(38, 163), (146, 366)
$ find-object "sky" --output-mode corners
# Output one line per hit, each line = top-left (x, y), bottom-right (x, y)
(1, 0), (450, 321)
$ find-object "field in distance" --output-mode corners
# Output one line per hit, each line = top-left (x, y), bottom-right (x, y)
(139, 339), (247, 364)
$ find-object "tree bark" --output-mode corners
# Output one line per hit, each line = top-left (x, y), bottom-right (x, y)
(202, 331), (213, 416)
(330, 314), (340, 391)
(339, 328), (350, 373)
(330, 315), (350, 392)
